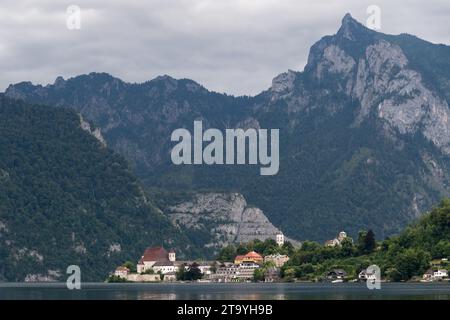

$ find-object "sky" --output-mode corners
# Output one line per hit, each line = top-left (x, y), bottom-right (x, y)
(1, 0), (450, 96)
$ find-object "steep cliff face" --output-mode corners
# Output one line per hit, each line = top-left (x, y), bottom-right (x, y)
(301, 15), (450, 153)
(167, 193), (296, 253)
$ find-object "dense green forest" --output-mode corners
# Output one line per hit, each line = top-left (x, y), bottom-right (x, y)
(217, 199), (450, 281)
(0, 96), (194, 281)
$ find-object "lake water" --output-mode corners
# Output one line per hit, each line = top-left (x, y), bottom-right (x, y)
(0, 282), (449, 300)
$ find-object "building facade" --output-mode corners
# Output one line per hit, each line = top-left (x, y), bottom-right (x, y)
(264, 254), (290, 268)
(136, 246), (178, 274)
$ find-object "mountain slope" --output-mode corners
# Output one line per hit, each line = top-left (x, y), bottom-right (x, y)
(0, 95), (192, 281)
(6, 14), (450, 243)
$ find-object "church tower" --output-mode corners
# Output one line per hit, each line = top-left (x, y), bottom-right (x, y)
(276, 233), (285, 247)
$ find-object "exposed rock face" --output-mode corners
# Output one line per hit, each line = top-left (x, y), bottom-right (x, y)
(271, 70), (297, 95)
(167, 193), (296, 250)
(24, 270), (61, 282)
(79, 114), (107, 147)
(304, 17), (450, 154)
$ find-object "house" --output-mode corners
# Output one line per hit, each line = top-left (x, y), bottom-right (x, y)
(326, 269), (347, 280)
(237, 262), (260, 280)
(325, 239), (340, 247)
(358, 270), (368, 281)
(433, 269), (448, 279)
(114, 266), (130, 278)
(234, 251), (263, 265)
(264, 254), (290, 268)
(136, 246), (177, 274)
(359, 269), (378, 282)
(265, 268), (281, 282)
(422, 269), (434, 281)
(325, 231), (351, 247)
(422, 269), (448, 281)
(152, 261), (177, 274)
(212, 261), (261, 282)
(213, 265), (240, 282)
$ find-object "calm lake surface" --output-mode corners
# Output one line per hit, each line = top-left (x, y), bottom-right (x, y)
(0, 282), (449, 300)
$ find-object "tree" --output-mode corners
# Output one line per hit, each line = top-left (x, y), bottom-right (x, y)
(217, 245), (237, 262)
(210, 261), (218, 274)
(294, 264), (315, 279)
(281, 242), (295, 255)
(389, 248), (430, 281)
(176, 264), (187, 281)
(142, 268), (155, 275)
(432, 240), (450, 259)
(340, 238), (355, 257)
(357, 230), (367, 254)
(178, 262), (203, 281)
(253, 268), (265, 282)
(357, 229), (376, 254)
(364, 230), (376, 253)
(185, 262), (203, 281)
(300, 241), (321, 252)
(283, 267), (296, 282)
(122, 261), (136, 273)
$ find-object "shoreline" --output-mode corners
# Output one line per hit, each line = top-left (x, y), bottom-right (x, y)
(1, 280), (449, 286)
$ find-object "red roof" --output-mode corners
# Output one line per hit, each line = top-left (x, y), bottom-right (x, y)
(140, 246), (169, 263)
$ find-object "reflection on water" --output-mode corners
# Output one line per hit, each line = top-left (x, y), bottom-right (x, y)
(0, 282), (449, 300)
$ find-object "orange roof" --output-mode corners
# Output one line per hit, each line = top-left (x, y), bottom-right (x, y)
(244, 251), (263, 259)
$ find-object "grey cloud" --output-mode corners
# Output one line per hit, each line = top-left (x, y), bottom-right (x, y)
(0, 0), (449, 95)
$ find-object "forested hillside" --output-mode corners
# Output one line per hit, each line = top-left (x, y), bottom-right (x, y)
(0, 95), (192, 281)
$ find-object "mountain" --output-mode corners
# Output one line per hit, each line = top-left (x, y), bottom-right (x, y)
(0, 95), (194, 281)
(165, 192), (299, 250)
(6, 14), (450, 243)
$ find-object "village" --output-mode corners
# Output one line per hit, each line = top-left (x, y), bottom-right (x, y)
(112, 233), (289, 283)
(110, 231), (449, 284)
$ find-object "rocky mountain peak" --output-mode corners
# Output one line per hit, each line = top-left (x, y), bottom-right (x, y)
(336, 13), (373, 41)
(271, 70), (297, 94)
(53, 76), (66, 88)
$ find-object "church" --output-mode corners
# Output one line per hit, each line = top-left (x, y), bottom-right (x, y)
(136, 246), (177, 274)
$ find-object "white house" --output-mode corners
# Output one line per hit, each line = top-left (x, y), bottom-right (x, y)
(433, 269), (448, 279)
(152, 261), (178, 274)
(114, 266), (130, 278)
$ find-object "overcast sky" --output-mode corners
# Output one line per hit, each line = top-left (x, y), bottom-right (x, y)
(0, 0), (449, 96)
